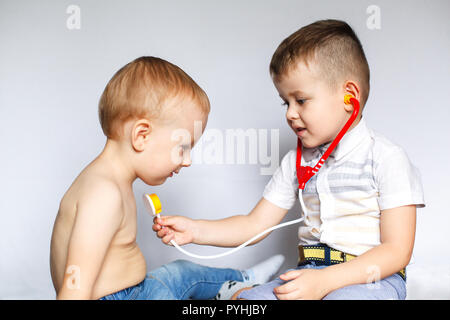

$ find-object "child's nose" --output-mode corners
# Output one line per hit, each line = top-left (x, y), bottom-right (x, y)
(286, 104), (299, 121)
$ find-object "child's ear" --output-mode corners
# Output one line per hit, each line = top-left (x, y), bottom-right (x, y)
(343, 81), (360, 112)
(131, 119), (152, 152)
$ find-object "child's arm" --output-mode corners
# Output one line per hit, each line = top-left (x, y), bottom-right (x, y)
(57, 182), (123, 300)
(153, 197), (289, 247)
(274, 204), (416, 299)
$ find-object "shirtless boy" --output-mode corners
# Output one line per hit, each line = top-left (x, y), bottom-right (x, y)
(50, 56), (283, 300)
(50, 56), (211, 299)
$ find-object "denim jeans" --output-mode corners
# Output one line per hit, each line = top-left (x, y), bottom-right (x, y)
(99, 260), (244, 300)
(237, 261), (407, 300)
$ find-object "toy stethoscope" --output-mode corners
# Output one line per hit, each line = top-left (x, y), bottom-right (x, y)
(143, 94), (360, 259)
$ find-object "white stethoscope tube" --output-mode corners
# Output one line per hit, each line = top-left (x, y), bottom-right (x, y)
(153, 189), (306, 260)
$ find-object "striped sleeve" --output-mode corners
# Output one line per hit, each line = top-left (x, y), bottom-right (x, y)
(375, 146), (425, 210)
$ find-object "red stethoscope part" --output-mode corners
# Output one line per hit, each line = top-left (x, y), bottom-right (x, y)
(296, 95), (360, 190)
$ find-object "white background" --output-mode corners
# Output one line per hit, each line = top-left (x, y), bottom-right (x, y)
(1, 0), (449, 299)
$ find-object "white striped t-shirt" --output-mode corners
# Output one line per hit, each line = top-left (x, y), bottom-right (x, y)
(263, 117), (425, 256)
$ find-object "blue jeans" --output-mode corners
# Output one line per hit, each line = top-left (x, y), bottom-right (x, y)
(237, 261), (407, 300)
(99, 260), (244, 300)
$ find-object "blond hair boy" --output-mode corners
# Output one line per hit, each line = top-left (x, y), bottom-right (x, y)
(51, 56), (285, 300)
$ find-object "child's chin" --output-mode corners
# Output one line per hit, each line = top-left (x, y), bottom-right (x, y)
(299, 139), (313, 149)
(140, 176), (167, 186)
(300, 138), (323, 149)
(156, 177), (169, 185)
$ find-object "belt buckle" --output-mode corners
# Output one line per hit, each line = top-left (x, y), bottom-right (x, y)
(298, 245), (306, 264)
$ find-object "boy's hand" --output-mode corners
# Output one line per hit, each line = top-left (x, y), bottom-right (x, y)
(152, 216), (196, 246)
(274, 268), (331, 300)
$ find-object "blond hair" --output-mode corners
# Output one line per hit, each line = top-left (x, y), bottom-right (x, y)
(270, 19), (370, 107)
(99, 56), (210, 140)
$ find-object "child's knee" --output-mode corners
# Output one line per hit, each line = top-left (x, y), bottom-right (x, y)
(322, 278), (405, 300)
(161, 260), (195, 278)
(166, 259), (195, 271)
(147, 260), (190, 283)
(231, 287), (253, 300)
(236, 281), (281, 300)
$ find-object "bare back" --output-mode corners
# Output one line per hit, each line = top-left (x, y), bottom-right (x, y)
(50, 158), (147, 300)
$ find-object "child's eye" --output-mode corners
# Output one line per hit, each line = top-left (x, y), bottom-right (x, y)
(281, 100), (288, 107)
(297, 99), (306, 105)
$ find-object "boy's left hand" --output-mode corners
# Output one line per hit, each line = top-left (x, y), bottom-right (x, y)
(274, 268), (331, 300)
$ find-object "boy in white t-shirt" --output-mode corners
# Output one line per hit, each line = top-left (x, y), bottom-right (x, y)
(153, 19), (425, 300)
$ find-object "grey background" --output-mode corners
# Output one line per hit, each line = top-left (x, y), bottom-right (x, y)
(1, 0), (449, 299)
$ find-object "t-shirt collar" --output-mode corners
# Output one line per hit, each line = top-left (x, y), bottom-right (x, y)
(302, 116), (369, 162)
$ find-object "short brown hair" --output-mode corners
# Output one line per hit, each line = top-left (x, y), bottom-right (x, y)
(99, 56), (210, 140)
(270, 19), (370, 107)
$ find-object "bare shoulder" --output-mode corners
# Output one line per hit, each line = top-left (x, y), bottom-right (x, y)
(59, 164), (124, 223)
(77, 174), (123, 218)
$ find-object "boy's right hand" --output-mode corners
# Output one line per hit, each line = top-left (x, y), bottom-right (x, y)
(152, 216), (196, 246)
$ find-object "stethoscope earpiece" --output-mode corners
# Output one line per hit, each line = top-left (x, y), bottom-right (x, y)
(344, 94), (355, 105)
